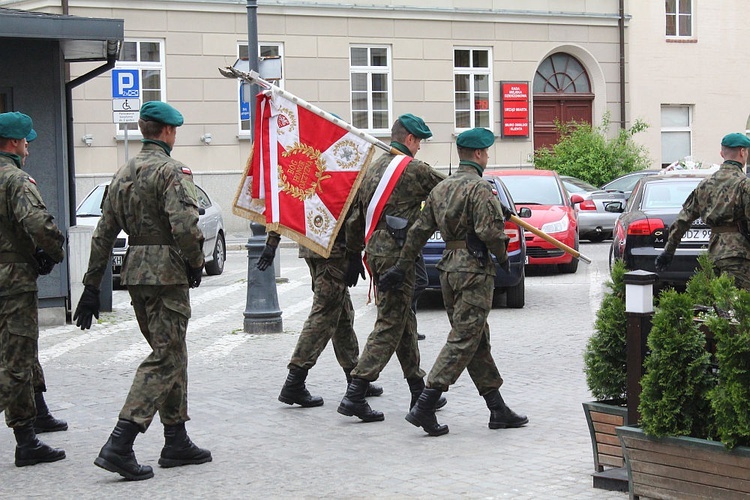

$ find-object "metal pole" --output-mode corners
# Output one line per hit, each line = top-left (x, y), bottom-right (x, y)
(243, 0), (282, 333)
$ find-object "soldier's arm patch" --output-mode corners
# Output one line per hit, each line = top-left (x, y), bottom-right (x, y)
(27, 175), (37, 185)
(181, 166), (192, 176)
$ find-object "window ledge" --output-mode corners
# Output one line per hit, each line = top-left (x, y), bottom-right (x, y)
(666, 37), (697, 43)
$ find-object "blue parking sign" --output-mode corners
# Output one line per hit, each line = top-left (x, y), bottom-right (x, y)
(112, 69), (140, 98)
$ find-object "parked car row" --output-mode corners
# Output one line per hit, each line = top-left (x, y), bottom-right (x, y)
(76, 182), (226, 285)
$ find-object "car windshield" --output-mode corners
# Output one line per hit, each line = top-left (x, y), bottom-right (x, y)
(562, 177), (597, 194)
(604, 172), (654, 192)
(641, 180), (700, 210)
(501, 175), (563, 205)
(76, 184), (106, 217)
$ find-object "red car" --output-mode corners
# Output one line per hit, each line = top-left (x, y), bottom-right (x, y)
(486, 169), (582, 273)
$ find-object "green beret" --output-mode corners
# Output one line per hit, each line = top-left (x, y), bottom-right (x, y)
(398, 113), (432, 139)
(0, 112), (36, 141)
(140, 101), (184, 127)
(721, 132), (750, 148)
(456, 127), (495, 149)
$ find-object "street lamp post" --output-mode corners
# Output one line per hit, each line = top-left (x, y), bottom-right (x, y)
(242, 0), (282, 333)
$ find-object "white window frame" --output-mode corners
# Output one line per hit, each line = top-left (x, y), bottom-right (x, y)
(661, 105), (693, 166)
(453, 47), (493, 133)
(665, 0), (693, 38)
(238, 42), (284, 137)
(115, 39), (166, 138)
(349, 45), (392, 134)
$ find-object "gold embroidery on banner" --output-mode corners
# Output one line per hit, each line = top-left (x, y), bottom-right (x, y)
(306, 206), (333, 237)
(332, 140), (361, 169)
(276, 107), (297, 135)
(279, 142), (331, 201)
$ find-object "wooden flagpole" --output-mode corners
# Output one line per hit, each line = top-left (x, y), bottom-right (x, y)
(220, 66), (400, 155)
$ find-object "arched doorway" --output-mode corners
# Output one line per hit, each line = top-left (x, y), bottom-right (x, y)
(533, 53), (594, 151)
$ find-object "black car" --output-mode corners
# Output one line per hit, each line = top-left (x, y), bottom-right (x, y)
(421, 176), (527, 308)
(609, 169), (715, 288)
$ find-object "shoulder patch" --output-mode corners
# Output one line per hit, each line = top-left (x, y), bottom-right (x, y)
(27, 175), (36, 185)
(181, 166), (192, 175)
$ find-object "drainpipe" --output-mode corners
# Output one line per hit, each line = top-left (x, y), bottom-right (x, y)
(64, 40), (120, 223)
(619, 0), (626, 129)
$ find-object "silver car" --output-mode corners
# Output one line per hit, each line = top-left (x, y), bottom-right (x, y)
(76, 182), (226, 282)
(561, 175), (626, 243)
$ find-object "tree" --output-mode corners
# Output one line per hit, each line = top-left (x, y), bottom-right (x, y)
(533, 113), (651, 187)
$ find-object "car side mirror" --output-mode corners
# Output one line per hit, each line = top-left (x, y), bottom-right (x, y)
(604, 202), (624, 213)
(198, 208), (206, 215)
(570, 193), (585, 205)
(518, 207), (532, 218)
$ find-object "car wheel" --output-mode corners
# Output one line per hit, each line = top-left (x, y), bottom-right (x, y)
(205, 232), (225, 276)
(504, 273), (525, 309)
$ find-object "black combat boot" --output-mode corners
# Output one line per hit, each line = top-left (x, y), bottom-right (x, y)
(278, 367), (324, 407)
(407, 378), (447, 411)
(33, 392), (68, 433)
(337, 378), (384, 422)
(405, 388), (449, 436)
(484, 390), (529, 429)
(94, 419), (154, 480)
(158, 422), (212, 468)
(344, 369), (383, 398)
(13, 424), (66, 467)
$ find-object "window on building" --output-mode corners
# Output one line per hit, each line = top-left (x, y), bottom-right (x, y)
(454, 48), (492, 130)
(0, 88), (10, 113)
(115, 39), (165, 133)
(665, 0), (692, 37)
(350, 46), (391, 132)
(239, 43), (284, 134)
(661, 105), (692, 166)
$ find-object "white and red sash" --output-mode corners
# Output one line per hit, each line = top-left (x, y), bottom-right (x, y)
(364, 154), (411, 243)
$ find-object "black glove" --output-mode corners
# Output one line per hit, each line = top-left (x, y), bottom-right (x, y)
(499, 258), (510, 274)
(186, 262), (203, 288)
(500, 203), (513, 221)
(378, 265), (406, 293)
(34, 248), (56, 275)
(345, 252), (366, 287)
(73, 285), (100, 330)
(256, 243), (277, 271)
(654, 251), (673, 272)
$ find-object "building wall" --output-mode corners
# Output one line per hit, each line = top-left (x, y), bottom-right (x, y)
(4, 0), (624, 233)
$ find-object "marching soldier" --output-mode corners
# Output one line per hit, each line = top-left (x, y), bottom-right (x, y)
(338, 114), (445, 422)
(379, 128), (528, 435)
(0, 111), (67, 466)
(656, 132), (750, 290)
(74, 101), (211, 480)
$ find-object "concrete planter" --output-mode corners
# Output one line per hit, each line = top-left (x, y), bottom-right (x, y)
(582, 400), (629, 472)
(617, 426), (750, 499)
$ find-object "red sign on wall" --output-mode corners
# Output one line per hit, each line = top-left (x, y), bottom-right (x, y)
(501, 82), (529, 137)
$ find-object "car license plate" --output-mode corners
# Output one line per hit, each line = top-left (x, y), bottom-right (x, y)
(682, 228), (710, 242)
(112, 255), (123, 267)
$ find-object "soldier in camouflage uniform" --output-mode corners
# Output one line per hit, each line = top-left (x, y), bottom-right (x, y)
(74, 102), (211, 480)
(0, 112), (67, 466)
(380, 128), (528, 436)
(256, 225), (382, 408)
(338, 114), (445, 422)
(656, 132), (750, 289)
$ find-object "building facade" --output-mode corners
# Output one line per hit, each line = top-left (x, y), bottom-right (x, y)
(1, 1), (742, 233)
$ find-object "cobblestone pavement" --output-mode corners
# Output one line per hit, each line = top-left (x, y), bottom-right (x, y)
(1, 242), (627, 499)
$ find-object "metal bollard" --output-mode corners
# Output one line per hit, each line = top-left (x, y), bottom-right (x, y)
(243, 222), (283, 333)
(624, 270), (657, 424)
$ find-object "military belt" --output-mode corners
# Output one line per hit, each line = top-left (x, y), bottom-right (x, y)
(129, 235), (175, 246)
(445, 240), (467, 250)
(712, 225), (739, 234)
(0, 251), (28, 263)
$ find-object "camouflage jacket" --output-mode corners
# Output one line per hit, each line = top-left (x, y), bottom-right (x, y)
(398, 165), (509, 275)
(83, 142), (204, 288)
(665, 161), (750, 263)
(346, 148), (445, 258)
(0, 154), (65, 296)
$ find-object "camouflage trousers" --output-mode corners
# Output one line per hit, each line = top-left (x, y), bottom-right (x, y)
(120, 285), (191, 432)
(351, 254), (425, 381)
(427, 271), (503, 394)
(714, 258), (750, 291)
(0, 291), (38, 428)
(289, 256), (359, 371)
